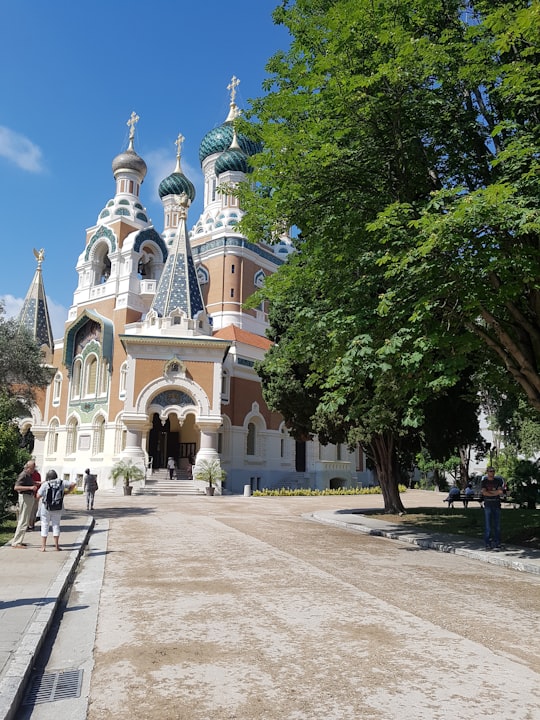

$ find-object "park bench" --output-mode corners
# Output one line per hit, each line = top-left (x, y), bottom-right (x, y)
(445, 493), (484, 508)
(445, 494), (515, 508)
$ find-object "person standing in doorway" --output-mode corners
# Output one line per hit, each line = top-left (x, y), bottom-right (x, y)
(481, 467), (504, 551)
(83, 469), (98, 511)
(167, 456), (176, 480)
(10, 461), (38, 548)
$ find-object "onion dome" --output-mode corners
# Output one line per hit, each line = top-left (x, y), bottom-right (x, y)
(112, 148), (147, 179)
(159, 171), (196, 201)
(215, 128), (251, 175)
(158, 133), (196, 202)
(199, 77), (260, 163)
(199, 122), (260, 164)
(112, 111), (147, 180)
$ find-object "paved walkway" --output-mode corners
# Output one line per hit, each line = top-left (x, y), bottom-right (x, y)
(0, 494), (539, 720)
(0, 509), (94, 720)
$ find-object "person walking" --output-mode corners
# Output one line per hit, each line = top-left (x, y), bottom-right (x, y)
(37, 470), (76, 552)
(10, 461), (38, 548)
(83, 469), (98, 510)
(27, 461), (42, 531)
(481, 467), (504, 551)
(167, 456), (176, 480)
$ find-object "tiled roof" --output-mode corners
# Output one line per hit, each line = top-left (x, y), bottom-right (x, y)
(213, 325), (272, 351)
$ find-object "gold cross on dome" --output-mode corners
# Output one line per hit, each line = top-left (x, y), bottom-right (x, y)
(127, 111), (140, 141)
(227, 75), (240, 104)
(175, 133), (185, 159)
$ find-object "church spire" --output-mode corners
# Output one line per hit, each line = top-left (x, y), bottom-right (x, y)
(150, 193), (205, 320)
(18, 248), (54, 349)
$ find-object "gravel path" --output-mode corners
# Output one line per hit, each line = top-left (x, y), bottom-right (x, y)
(87, 493), (540, 720)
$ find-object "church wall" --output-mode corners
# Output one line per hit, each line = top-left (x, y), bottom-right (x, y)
(201, 251), (266, 319)
(129, 358), (216, 407)
(226, 376), (282, 430)
(185, 361), (215, 403)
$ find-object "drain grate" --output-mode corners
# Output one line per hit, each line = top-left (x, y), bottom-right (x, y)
(23, 668), (83, 705)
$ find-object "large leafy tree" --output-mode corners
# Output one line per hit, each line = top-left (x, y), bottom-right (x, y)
(367, 0), (540, 409)
(252, 232), (482, 511)
(240, 0), (503, 510)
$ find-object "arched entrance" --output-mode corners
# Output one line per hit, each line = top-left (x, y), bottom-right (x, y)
(147, 412), (198, 471)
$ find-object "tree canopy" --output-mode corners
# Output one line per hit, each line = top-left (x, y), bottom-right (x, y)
(0, 302), (53, 417)
(0, 303), (52, 516)
(238, 0), (539, 509)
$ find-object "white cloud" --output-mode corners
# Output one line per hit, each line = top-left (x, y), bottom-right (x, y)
(0, 126), (44, 172)
(47, 298), (69, 339)
(0, 294), (23, 318)
(0, 294), (68, 340)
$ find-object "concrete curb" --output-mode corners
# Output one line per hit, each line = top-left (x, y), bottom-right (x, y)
(308, 511), (540, 576)
(0, 516), (94, 720)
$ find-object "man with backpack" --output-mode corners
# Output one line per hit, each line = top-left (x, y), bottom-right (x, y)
(37, 469), (76, 552)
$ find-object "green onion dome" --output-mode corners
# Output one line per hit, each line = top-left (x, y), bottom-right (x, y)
(215, 147), (251, 176)
(158, 171), (196, 202)
(199, 121), (261, 164)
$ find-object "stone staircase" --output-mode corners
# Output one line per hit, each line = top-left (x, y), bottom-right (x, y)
(138, 468), (201, 496)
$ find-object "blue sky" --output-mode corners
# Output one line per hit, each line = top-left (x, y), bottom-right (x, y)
(0, 0), (289, 337)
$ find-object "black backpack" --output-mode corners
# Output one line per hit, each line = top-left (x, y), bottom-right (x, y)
(45, 480), (64, 511)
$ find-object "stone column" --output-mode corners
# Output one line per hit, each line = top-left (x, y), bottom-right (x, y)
(121, 413), (149, 465)
(195, 417), (222, 463)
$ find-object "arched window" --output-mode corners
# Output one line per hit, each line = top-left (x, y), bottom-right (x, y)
(119, 361), (128, 398)
(246, 422), (256, 456)
(85, 356), (98, 396)
(99, 359), (108, 396)
(47, 419), (59, 455)
(71, 359), (82, 399)
(221, 369), (230, 401)
(92, 415), (105, 455)
(94, 243), (111, 285)
(197, 265), (209, 285)
(66, 417), (79, 455)
(114, 417), (127, 455)
(52, 373), (62, 404)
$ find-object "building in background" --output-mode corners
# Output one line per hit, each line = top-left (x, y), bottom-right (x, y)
(18, 79), (369, 494)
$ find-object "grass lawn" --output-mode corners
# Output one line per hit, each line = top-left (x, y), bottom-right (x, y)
(0, 514), (17, 546)
(370, 507), (540, 550)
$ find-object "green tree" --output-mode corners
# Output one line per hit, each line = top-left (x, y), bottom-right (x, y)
(365, 1), (540, 411)
(0, 404), (31, 520)
(0, 304), (53, 516)
(240, 0), (496, 510)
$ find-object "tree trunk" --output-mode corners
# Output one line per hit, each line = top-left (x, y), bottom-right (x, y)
(368, 432), (405, 513)
(458, 446), (470, 487)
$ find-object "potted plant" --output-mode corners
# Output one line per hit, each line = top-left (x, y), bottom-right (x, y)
(193, 458), (226, 496)
(110, 459), (144, 496)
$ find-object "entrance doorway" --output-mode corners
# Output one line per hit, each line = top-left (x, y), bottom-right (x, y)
(147, 412), (198, 470)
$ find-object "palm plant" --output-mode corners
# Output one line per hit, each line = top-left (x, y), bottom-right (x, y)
(110, 459), (144, 489)
(193, 458), (226, 493)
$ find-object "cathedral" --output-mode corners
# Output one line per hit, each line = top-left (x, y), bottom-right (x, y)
(18, 79), (366, 494)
